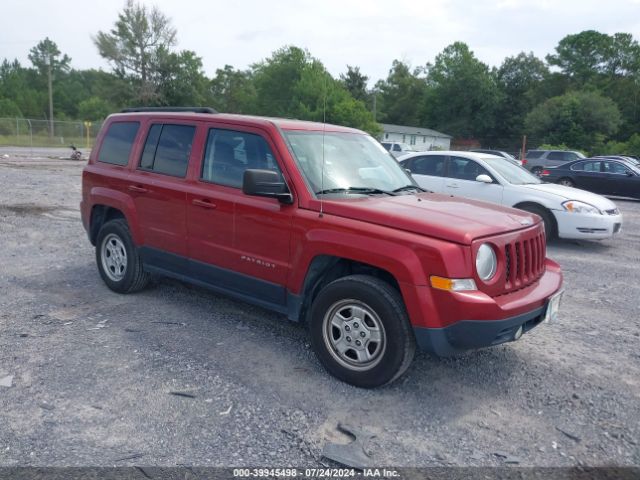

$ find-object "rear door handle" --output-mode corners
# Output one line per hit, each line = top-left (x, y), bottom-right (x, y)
(128, 185), (148, 193)
(192, 198), (217, 209)
(446, 183), (459, 188)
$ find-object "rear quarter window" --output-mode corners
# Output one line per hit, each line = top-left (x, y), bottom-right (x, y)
(97, 122), (140, 166)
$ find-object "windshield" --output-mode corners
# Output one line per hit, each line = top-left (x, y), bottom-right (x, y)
(483, 156), (542, 185)
(283, 131), (416, 195)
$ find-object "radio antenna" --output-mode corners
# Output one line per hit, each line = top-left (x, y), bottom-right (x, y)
(319, 73), (327, 218)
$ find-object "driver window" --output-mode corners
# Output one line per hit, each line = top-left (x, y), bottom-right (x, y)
(448, 157), (491, 181)
(604, 162), (629, 174)
(201, 128), (282, 188)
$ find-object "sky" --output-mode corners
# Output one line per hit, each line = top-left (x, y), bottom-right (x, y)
(1, 0), (640, 84)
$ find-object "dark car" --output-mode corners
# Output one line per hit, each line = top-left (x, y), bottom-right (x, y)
(541, 158), (640, 199)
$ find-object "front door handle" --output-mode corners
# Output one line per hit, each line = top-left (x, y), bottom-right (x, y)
(192, 198), (217, 209)
(128, 185), (148, 193)
(446, 183), (459, 188)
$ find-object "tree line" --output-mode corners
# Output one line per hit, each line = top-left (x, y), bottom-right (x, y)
(1, 0), (639, 155)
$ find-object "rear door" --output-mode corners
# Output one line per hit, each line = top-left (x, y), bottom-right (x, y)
(130, 121), (197, 273)
(404, 155), (446, 192)
(571, 160), (606, 193)
(443, 156), (504, 204)
(186, 125), (293, 308)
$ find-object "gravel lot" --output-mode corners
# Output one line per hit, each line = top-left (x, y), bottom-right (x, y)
(1, 147), (639, 468)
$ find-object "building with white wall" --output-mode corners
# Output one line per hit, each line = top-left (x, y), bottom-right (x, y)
(379, 123), (452, 151)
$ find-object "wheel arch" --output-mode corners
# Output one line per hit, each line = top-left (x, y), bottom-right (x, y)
(293, 255), (402, 325)
(87, 187), (142, 246)
(513, 201), (558, 237)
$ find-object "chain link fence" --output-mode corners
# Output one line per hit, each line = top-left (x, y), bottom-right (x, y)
(0, 117), (104, 149)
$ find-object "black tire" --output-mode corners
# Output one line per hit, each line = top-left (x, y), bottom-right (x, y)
(518, 204), (556, 240)
(309, 274), (416, 388)
(95, 218), (149, 293)
(531, 166), (543, 176)
(558, 177), (574, 187)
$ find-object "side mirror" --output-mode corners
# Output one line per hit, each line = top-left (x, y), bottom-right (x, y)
(242, 169), (293, 204)
(626, 171), (634, 177)
(405, 168), (412, 174)
(476, 174), (493, 184)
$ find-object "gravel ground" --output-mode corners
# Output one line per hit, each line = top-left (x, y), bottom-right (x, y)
(0, 148), (639, 468)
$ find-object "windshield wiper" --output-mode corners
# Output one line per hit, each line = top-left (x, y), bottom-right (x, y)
(316, 187), (397, 196)
(392, 184), (428, 193)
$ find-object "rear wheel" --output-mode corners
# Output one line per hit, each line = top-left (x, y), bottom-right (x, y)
(96, 219), (149, 293)
(558, 177), (574, 187)
(518, 204), (556, 240)
(309, 275), (415, 388)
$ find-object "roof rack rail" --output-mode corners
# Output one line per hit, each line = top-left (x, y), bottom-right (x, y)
(120, 107), (218, 114)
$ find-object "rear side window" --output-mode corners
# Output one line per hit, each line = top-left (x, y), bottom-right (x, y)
(98, 122), (140, 166)
(547, 151), (564, 161)
(410, 155), (446, 177)
(201, 128), (282, 188)
(138, 124), (196, 177)
(582, 161), (601, 172)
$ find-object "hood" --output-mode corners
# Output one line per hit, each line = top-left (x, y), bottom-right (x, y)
(521, 183), (618, 210)
(321, 193), (539, 245)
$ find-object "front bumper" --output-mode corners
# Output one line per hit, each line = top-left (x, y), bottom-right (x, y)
(414, 303), (548, 356)
(554, 210), (622, 240)
(407, 259), (563, 356)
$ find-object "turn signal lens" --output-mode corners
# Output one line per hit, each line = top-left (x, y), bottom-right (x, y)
(430, 276), (477, 292)
(541, 170), (551, 176)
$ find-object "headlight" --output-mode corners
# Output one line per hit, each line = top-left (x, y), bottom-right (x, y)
(562, 200), (602, 215)
(476, 243), (497, 282)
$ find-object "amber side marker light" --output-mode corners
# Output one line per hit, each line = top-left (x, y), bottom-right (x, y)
(430, 276), (477, 292)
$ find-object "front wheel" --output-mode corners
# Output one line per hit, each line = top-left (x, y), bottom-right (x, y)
(96, 219), (149, 293)
(309, 275), (415, 388)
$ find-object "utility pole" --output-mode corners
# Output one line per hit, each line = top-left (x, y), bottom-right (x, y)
(47, 55), (54, 138)
(372, 91), (377, 122)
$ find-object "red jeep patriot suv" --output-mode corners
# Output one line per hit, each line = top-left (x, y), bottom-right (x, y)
(81, 107), (563, 388)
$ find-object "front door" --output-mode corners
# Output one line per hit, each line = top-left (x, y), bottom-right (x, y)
(602, 161), (639, 197)
(186, 126), (293, 308)
(444, 156), (504, 205)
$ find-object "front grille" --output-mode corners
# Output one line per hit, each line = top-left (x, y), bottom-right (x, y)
(504, 231), (546, 291)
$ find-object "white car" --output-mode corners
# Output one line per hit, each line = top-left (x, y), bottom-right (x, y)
(398, 151), (623, 240)
(381, 141), (416, 158)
